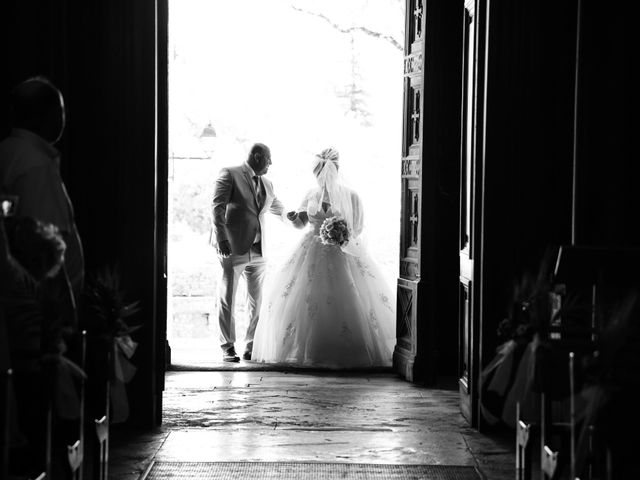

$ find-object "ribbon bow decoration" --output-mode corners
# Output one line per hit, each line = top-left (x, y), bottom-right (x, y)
(110, 332), (139, 423)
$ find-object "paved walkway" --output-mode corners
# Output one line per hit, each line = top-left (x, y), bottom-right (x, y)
(110, 371), (514, 479)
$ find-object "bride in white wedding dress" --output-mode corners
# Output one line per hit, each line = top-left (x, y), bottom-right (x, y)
(252, 148), (395, 368)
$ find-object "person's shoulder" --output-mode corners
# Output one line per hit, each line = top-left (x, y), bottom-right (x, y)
(215, 165), (234, 177)
(0, 135), (50, 174)
(222, 164), (246, 177)
(0, 134), (31, 155)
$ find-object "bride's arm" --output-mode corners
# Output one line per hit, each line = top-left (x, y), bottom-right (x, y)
(287, 190), (314, 229)
(350, 191), (364, 238)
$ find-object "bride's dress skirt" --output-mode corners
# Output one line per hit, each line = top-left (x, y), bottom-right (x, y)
(253, 231), (395, 368)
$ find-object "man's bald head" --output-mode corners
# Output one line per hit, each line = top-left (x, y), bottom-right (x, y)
(10, 76), (65, 144)
(247, 142), (272, 175)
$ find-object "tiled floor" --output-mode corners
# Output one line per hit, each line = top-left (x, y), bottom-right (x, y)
(109, 370), (514, 479)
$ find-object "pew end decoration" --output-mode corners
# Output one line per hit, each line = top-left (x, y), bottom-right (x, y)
(83, 265), (141, 424)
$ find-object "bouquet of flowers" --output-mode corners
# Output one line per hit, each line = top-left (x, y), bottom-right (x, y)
(319, 216), (350, 247)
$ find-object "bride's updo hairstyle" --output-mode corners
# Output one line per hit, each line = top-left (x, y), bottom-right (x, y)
(307, 146), (363, 252)
(313, 147), (340, 177)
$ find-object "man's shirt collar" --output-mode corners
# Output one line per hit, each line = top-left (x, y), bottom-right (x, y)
(244, 161), (257, 177)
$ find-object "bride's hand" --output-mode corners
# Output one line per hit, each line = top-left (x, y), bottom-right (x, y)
(288, 211), (309, 229)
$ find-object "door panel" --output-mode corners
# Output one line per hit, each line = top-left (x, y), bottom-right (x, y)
(459, 0), (479, 425)
(394, 0), (424, 380)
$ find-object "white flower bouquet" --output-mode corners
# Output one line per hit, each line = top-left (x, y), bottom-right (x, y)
(319, 216), (350, 247)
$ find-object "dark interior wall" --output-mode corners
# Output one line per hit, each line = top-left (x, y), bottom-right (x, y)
(0, 0), (166, 427)
(67, 0), (167, 428)
(478, 0), (636, 385)
(0, 1), (70, 135)
(575, 3), (636, 246)
(479, 1), (577, 367)
(417, 0), (463, 380)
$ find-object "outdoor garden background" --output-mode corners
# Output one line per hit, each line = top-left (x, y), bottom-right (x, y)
(168, 0), (404, 364)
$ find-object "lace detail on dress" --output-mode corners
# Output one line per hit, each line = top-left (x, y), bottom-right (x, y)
(307, 263), (316, 283)
(284, 242), (310, 268)
(306, 297), (319, 319)
(284, 253), (297, 268)
(369, 309), (380, 333)
(341, 322), (353, 337)
(282, 280), (295, 298)
(380, 293), (394, 311)
(326, 261), (336, 280)
(283, 322), (296, 344)
(355, 257), (376, 279)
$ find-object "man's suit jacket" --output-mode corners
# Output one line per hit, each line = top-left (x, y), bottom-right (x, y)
(210, 163), (284, 256)
(0, 128), (84, 295)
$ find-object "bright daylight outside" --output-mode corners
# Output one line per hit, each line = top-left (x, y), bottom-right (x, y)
(168, 0), (405, 366)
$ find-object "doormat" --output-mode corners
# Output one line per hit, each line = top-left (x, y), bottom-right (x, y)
(142, 462), (482, 480)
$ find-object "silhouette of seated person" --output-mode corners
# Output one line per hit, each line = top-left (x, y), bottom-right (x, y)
(0, 76), (84, 304)
(0, 216), (76, 477)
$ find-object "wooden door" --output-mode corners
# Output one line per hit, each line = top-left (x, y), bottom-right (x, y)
(458, 0), (480, 425)
(394, 0), (425, 381)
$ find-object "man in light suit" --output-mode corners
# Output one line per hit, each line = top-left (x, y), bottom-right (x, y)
(211, 143), (285, 362)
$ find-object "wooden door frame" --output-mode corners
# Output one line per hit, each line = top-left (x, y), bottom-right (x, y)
(155, 0), (170, 425)
(458, 0), (480, 426)
(394, 0), (425, 382)
(395, 0), (463, 385)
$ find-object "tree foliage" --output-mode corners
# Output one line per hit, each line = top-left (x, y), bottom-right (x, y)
(170, 182), (211, 236)
(291, 1), (404, 126)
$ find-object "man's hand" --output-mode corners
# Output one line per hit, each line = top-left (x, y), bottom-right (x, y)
(286, 211), (298, 221)
(216, 240), (232, 257)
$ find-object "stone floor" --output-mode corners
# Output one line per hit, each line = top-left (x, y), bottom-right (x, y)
(109, 370), (514, 480)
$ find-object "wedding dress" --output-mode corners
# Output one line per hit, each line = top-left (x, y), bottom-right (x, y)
(252, 153), (395, 368)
